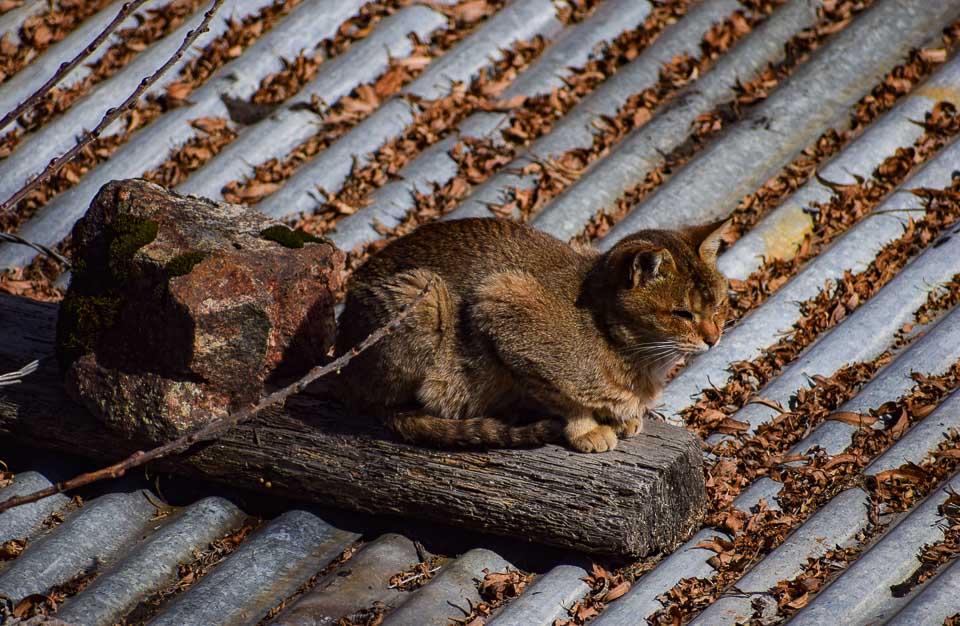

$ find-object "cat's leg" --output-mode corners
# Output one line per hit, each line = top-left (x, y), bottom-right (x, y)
(352, 268), (561, 449)
(472, 270), (627, 453)
(594, 401), (645, 440)
(614, 415), (644, 438)
(342, 268), (458, 413)
(564, 413), (619, 452)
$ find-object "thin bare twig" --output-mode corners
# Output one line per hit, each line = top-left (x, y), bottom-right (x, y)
(0, 360), (39, 386)
(0, 0), (152, 134)
(388, 566), (442, 589)
(0, 278), (434, 514)
(0, 0), (226, 215)
(0, 232), (72, 267)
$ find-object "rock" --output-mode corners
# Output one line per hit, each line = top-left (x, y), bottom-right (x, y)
(57, 179), (343, 443)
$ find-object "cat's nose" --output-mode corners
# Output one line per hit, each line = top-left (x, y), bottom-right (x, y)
(699, 320), (720, 347)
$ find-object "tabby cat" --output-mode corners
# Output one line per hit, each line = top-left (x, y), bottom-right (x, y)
(335, 217), (729, 452)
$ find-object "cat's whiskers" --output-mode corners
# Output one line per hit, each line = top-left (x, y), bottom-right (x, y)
(629, 342), (684, 369)
(624, 343), (679, 359)
(628, 340), (677, 350)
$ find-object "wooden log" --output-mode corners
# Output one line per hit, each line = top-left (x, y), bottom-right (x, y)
(0, 293), (706, 556)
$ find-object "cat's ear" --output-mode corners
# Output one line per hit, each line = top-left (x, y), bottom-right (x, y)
(683, 218), (731, 264)
(608, 240), (673, 288)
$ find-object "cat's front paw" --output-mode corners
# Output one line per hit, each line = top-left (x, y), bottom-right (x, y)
(565, 416), (618, 453)
(615, 416), (644, 438)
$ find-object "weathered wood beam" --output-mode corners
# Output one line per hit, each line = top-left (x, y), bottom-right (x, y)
(0, 293), (705, 556)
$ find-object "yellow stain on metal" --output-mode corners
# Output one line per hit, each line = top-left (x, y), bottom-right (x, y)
(759, 203), (814, 263)
(913, 85), (960, 107)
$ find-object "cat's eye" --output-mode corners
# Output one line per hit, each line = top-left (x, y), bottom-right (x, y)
(672, 309), (695, 321)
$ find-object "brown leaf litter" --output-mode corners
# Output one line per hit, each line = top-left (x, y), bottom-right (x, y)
(250, 0), (412, 106)
(123, 520), (261, 623)
(768, 544), (861, 615)
(0, 0), (312, 300)
(255, 542), (361, 625)
(638, 184), (960, 621)
(0, 537), (25, 560)
(724, 100), (960, 328)
(682, 174), (960, 441)
(387, 553), (448, 591)
(138, 0), (408, 201)
(7, 566), (98, 620)
(222, 0), (508, 206)
(141, 116), (238, 187)
(725, 18), (960, 245)
(454, 568), (533, 625)
(897, 271), (960, 344)
(582, 5), (960, 246)
(510, 0), (759, 228)
(0, 0), (304, 237)
(895, 485), (960, 588)
(296, 35), (548, 235)
(0, 0), (209, 159)
(771, 368), (960, 620)
(0, 0), (114, 84)
(554, 563), (632, 625)
(580, 0), (858, 242)
(331, 0), (700, 282)
(650, 361), (960, 624)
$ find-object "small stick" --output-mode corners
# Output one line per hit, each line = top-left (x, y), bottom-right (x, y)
(0, 0), (152, 134)
(0, 360), (39, 386)
(0, 279), (432, 514)
(0, 232), (72, 267)
(388, 566), (443, 589)
(0, 0), (226, 215)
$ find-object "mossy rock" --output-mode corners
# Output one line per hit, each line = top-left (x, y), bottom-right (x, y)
(58, 179), (345, 441)
(260, 225), (323, 249)
(57, 291), (123, 364)
(165, 251), (206, 278)
(108, 214), (159, 281)
(56, 215), (158, 369)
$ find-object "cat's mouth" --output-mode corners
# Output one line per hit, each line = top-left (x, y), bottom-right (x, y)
(680, 338), (717, 355)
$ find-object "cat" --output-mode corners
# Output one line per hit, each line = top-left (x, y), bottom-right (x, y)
(335, 217), (729, 452)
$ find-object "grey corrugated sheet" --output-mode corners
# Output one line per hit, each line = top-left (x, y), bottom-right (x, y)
(0, 0), (167, 120)
(270, 533), (422, 625)
(658, 133), (960, 423)
(175, 2), (451, 200)
(885, 556), (960, 626)
(3, 0), (960, 624)
(719, 50), (960, 281)
(254, 0), (567, 221)
(0, 0), (275, 205)
(329, 0), (655, 251)
(0, 471), (71, 544)
(0, 0), (45, 43)
(57, 497), (247, 626)
(598, 0), (960, 247)
(530, 0), (825, 236)
(0, 0), (339, 270)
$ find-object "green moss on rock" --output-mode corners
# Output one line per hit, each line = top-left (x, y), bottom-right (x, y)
(57, 214), (159, 370)
(108, 214), (158, 281)
(165, 251), (206, 277)
(57, 291), (123, 367)
(260, 225), (322, 248)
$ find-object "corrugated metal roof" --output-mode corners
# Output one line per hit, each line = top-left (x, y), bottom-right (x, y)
(3, 0), (960, 624)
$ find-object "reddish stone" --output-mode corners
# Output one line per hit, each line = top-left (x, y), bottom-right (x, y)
(58, 179), (344, 442)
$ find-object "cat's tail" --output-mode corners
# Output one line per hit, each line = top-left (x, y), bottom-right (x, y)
(387, 412), (562, 449)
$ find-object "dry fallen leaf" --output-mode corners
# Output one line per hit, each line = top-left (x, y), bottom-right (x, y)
(827, 411), (878, 428)
(166, 82), (192, 100)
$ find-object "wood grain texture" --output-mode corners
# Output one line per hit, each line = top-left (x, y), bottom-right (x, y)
(0, 293), (705, 555)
